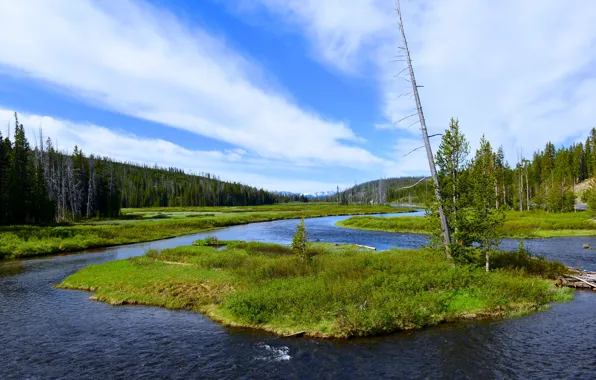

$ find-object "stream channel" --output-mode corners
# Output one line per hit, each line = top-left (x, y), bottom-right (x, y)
(1, 211), (595, 379)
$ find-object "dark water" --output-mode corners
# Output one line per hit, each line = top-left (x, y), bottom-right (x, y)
(1, 212), (596, 379)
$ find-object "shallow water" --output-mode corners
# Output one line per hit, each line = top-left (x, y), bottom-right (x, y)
(1, 212), (595, 379)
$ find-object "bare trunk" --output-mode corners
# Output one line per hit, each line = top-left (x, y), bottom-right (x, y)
(519, 167), (523, 212)
(396, 0), (452, 256)
(525, 165), (530, 211)
(86, 157), (95, 218)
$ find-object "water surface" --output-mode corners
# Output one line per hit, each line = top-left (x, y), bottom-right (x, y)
(1, 212), (595, 379)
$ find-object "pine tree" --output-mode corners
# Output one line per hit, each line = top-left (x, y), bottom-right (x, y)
(10, 113), (32, 224)
(292, 218), (308, 261)
(470, 136), (505, 272)
(435, 118), (471, 248)
(0, 131), (8, 224)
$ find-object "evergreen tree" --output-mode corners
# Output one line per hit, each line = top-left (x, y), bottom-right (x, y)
(0, 131), (9, 224)
(470, 136), (505, 272)
(292, 218), (308, 261)
(434, 118), (472, 248)
(10, 113), (32, 224)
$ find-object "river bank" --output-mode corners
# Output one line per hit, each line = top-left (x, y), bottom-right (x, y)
(58, 239), (573, 339)
(0, 204), (411, 259)
(4, 212), (596, 378)
(338, 210), (596, 238)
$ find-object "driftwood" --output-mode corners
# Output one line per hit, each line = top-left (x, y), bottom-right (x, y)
(355, 244), (376, 251)
(282, 331), (305, 338)
(570, 275), (596, 288)
(558, 271), (596, 290)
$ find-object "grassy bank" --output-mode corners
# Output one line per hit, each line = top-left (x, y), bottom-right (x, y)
(58, 240), (572, 338)
(0, 204), (410, 259)
(338, 211), (596, 238)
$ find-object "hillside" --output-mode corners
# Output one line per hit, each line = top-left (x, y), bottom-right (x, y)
(328, 176), (430, 205)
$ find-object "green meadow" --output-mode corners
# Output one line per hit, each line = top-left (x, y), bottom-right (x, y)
(58, 240), (572, 338)
(0, 203), (411, 259)
(338, 210), (596, 238)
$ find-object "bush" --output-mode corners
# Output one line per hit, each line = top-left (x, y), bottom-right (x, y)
(292, 218), (308, 261)
(60, 240), (573, 338)
(488, 242), (568, 279)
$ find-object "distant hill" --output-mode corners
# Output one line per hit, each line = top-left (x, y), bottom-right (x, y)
(330, 176), (432, 205)
(303, 190), (337, 199)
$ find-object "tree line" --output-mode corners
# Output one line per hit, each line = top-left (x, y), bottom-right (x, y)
(0, 113), (298, 226)
(430, 118), (596, 269)
(336, 123), (596, 213)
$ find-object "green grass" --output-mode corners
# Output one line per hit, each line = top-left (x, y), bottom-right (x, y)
(337, 215), (429, 234)
(338, 210), (596, 238)
(0, 204), (412, 259)
(58, 241), (573, 338)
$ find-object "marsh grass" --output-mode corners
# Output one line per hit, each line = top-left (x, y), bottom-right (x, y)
(338, 210), (596, 238)
(58, 241), (573, 338)
(0, 204), (409, 259)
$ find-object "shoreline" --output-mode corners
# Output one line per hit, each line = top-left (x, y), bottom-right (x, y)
(336, 212), (596, 239)
(56, 240), (574, 339)
(0, 205), (414, 261)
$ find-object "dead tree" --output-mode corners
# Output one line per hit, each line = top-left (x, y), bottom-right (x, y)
(524, 159), (530, 211)
(395, 0), (452, 254)
(517, 150), (523, 212)
(86, 156), (96, 218)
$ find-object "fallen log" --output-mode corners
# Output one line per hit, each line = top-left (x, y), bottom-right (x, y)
(558, 272), (596, 290)
(570, 275), (596, 289)
(355, 244), (376, 251)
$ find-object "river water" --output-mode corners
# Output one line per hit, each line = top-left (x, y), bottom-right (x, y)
(1, 212), (595, 379)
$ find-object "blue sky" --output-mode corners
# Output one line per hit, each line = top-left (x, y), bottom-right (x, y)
(1, 0), (595, 193)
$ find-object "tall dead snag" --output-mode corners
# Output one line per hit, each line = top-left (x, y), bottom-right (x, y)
(395, 0), (452, 254)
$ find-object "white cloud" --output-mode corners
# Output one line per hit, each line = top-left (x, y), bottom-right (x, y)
(0, 0), (384, 170)
(0, 108), (346, 193)
(244, 0), (596, 164)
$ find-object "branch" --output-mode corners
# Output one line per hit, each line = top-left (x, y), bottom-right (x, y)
(428, 133), (443, 138)
(405, 120), (420, 129)
(403, 145), (425, 157)
(397, 91), (413, 99)
(396, 177), (430, 190)
(393, 113), (417, 125)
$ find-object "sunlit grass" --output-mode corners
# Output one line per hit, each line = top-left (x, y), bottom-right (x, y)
(338, 210), (596, 238)
(0, 204), (412, 259)
(58, 241), (573, 338)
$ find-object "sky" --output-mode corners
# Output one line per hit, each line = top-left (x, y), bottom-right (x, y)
(0, 0), (595, 193)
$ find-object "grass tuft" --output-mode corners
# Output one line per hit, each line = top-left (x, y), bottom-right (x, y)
(58, 240), (573, 338)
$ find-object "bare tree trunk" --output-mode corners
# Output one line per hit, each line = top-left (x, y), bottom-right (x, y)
(525, 163), (530, 211)
(501, 166), (506, 208)
(86, 157), (95, 218)
(495, 181), (499, 209)
(519, 169), (523, 212)
(396, 0), (451, 255)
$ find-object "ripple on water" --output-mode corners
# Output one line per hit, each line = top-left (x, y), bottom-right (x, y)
(1, 212), (596, 379)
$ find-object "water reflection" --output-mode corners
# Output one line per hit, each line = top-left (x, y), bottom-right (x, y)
(1, 211), (595, 379)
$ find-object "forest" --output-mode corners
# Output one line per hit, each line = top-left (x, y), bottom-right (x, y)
(337, 121), (596, 214)
(0, 113), (303, 226)
(3, 109), (596, 228)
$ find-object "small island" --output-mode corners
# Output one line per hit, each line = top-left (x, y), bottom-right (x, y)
(337, 210), (596, 238)
(58, 238), (572, 339)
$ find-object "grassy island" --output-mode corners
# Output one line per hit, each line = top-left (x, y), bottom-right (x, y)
(58, 240), (572, 338)
(0, 203), (412, 259)
(338, 210), (596, 238)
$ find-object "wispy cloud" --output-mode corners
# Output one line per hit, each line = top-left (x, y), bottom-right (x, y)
(241, 0), (596, 162)
(0, 108), (347, 193)
(0, 0), (384, 170)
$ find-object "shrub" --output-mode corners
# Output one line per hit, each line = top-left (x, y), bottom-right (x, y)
(292, 218), (309, 261)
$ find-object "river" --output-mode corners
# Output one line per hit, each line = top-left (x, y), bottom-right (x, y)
(1, 212), (595, 379)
